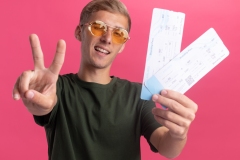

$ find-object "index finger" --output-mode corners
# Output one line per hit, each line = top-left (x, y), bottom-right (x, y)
(160, 89), (198, 112)
(49, 39), (66, 75)
(29, 34), (45, 70)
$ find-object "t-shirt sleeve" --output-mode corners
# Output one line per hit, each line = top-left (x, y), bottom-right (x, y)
(33, 76), (62, 127)
(141, 99), (162, 153)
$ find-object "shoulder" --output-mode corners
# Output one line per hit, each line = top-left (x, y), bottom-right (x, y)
(57, 73), (79, 85)
(111, 77), (145, 101)
(114, 77), (142, 90)
(56, 73), (79, 92)
(58, 73), (76, 82)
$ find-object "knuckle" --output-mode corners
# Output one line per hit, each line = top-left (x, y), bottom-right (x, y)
(191, 103), (198, 113)
(52, 59), (63, 67)
(169, 90), (184, 100)
(161, 119), (170, 127)
(21, 70), (31, 77)
(177, 93), (185, 100)
(186, 112), (196, 121)
(169, 100), (178, 111)
(154, 115), (166, 126)
(180, 120), (191, 128)
(33, 54), (43, 61)
(19, 71), (32, 91)
(175, 128), (185, 136)
(164, 111), (173, 120)
(194, 103), (198, 112)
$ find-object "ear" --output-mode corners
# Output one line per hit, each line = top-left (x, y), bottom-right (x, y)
(75, 25), (81, 41)
(118, 44), (125, 54)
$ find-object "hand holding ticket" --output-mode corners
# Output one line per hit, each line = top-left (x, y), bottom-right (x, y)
(141, 8), (229, 101)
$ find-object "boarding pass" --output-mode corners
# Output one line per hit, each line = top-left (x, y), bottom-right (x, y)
(141, 8), (229, 100)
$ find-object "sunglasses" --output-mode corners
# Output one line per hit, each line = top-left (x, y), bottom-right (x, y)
(81, 20), (130, 44)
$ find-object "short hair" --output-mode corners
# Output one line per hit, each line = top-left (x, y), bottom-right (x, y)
(80, 0), (131, 32)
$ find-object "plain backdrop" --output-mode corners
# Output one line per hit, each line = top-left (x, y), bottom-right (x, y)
(1, 0), (240, 159)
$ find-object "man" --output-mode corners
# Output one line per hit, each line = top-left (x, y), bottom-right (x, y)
(12, 0), (198, 159)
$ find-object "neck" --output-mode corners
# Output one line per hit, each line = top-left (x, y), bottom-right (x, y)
(77, 65), (112, 84)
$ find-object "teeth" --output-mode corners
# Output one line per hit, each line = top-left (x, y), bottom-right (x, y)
(95, 47), (109, 54)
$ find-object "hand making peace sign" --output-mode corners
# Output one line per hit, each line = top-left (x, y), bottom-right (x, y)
(12, 34), (66, 116)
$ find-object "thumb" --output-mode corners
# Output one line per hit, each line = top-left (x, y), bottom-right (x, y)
(24, 90), (56, 109)
(25, 90), (35, 99)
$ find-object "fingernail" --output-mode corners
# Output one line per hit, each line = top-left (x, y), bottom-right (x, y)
(161, 90), (167, 95)
(26, 91), (34, 99)
(13, 94), (20, 100)
(152, 94), (158, 101)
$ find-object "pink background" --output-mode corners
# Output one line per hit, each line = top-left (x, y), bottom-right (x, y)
(1, 0), (240, 159)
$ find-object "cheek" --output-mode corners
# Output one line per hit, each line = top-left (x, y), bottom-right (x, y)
(81, 39), (98, 59)
(81, 35), (91, 50)
(115, 45), (125, 54)
(81, 41), (90, 56)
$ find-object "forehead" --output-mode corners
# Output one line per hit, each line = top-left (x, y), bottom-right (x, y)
(88, 10), (128, 30)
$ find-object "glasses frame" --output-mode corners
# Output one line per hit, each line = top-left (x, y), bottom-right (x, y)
(80, 20), (130, 44)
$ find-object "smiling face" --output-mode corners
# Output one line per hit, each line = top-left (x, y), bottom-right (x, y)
(75, 10), (129, 70)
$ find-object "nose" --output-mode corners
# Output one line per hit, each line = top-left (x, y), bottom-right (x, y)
(100, 29), (112, 44)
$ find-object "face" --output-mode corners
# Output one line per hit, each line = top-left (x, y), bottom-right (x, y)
(75, 11), (129, 70)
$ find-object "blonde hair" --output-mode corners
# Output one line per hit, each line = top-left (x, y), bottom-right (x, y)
(80, 0), (131, 32)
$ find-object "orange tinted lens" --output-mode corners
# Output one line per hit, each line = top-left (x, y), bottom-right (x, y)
(90, 22), (106, 36)
(112, 28), (128, 44)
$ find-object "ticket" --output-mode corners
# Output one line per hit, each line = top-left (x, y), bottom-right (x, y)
(141, 8), (185, 100)
(142, 28), (229, 100)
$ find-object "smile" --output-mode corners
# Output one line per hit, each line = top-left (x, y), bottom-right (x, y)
(94, 46), (110, 54)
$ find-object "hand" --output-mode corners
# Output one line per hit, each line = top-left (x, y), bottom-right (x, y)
(12, 34), (66, 116)
(151, 89), (198, 140)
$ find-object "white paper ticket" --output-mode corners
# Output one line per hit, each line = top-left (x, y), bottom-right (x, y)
(144, 28), (229, 96)
(141, 8), (185, 100)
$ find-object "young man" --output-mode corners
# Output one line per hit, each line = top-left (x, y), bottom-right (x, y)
(12, 0), (198, 159)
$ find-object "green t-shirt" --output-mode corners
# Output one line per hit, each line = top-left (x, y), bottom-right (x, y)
(34, 74), (161, 160)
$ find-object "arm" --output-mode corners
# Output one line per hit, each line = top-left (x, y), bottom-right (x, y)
(150, 90), (198, 159)
(12, 34), (66, 116)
